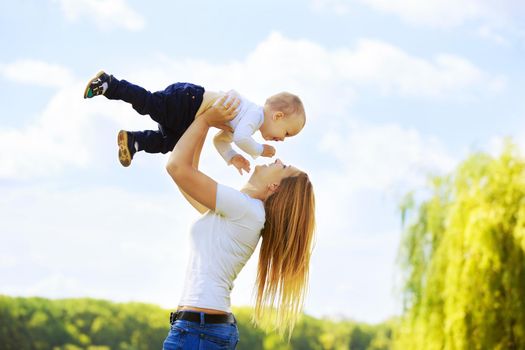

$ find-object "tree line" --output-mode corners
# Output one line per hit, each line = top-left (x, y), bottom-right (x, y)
(0, 295), (394, 350)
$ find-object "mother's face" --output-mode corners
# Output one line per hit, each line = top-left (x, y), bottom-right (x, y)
(251, 159), (301, 186)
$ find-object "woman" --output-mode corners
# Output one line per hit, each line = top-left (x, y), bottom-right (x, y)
(164, 96), (315, 349)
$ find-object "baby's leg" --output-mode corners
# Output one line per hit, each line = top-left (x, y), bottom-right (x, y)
(161, 83), (205, 131)
(117, 126), (176, 167)
(131, 125), (180, 154)
(106, 78), (204, 133)
(105, 76), (170, 124)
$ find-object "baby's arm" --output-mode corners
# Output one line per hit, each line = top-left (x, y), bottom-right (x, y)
(260, 144), (276, 157)
(213, 130), (238, 163)
(214, 130), (251, 175)
(232, 118), (264, 159)
(233, 125), (276, 158)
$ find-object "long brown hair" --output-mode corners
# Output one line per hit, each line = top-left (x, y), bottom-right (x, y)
(254, 172), (316, 336)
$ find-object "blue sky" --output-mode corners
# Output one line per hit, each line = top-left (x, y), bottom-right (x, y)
(1, 0), (524, 323)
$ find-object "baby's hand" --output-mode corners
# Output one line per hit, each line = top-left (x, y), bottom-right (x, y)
(230, 155), (251, 175)
(261, 144), (276, 158)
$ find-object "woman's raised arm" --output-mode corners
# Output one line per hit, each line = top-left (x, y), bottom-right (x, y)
(166, 96), (239, 211)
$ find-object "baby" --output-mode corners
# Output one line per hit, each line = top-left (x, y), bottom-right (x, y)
(84, 71), (305, 174)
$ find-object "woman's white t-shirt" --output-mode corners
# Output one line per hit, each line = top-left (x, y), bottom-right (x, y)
(178, 184), (265, 312)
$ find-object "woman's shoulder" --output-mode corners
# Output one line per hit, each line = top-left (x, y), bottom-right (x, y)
(244, 194), (265, 224)
(232, 186), (266, 220)
(216, 184), (264, 222)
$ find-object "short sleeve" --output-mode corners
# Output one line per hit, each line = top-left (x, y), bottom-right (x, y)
(215, 184), (248, 220)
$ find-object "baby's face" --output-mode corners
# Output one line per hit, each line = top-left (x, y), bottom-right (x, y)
(261, 113), (304, 142)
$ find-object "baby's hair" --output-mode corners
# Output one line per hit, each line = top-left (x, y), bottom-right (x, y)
(265, 92), (305, 123)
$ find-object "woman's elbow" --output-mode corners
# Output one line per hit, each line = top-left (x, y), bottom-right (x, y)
(166, 161), (181, 179)
(166, 162), (192, 184)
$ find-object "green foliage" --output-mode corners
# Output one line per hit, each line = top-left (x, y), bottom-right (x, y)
(0, 296), (167, 350)
(0, 295), (393, 349)
(395, 143), (525, 349)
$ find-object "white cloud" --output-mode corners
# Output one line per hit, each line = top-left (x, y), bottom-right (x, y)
(310, 0), (350, 15)
(0, 87), (88, 179)
(0, 79), (154, 179)
(356, 0), (488, 28)
(332, 39), (505, 97)
(477, 25), (510, 45)
(0, 59), (74, 88)
(487, 133), (525, 158)
(312, 118), (457, 260)
(308, 230), (402, 321)
(304, 118), (458, 321)
(151, 32), (502, 106)
(53, 0), (145, 31)
(2, 34), (498, 180)
(0, 255), (17, 269)
(3, 36), (498, 180)
(311, 0), (525, 43)
(319, 120), (456, 193)
(0, 60), (162, 179)
(0, 185), (193, 307)
(313, 0), (525, 29)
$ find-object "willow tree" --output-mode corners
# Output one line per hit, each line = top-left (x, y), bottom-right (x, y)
(395, 144), (525, 350)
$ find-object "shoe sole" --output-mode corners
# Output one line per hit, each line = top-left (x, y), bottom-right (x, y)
(117, 130), (132, 167)
(83, 70), (105, 99)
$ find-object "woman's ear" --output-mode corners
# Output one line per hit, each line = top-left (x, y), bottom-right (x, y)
(267, 183), (280, 196)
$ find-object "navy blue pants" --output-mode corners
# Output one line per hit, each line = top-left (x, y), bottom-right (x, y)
(105, 77), (205, 154)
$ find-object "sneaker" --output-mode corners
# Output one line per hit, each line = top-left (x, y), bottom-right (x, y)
(117, 130), (136, 167)
(84, 70), (111, 99)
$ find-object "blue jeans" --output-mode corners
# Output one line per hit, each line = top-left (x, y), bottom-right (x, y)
(163, 317), (239, 350)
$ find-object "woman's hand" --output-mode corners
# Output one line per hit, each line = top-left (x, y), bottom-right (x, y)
(202, 94), (240, 131)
